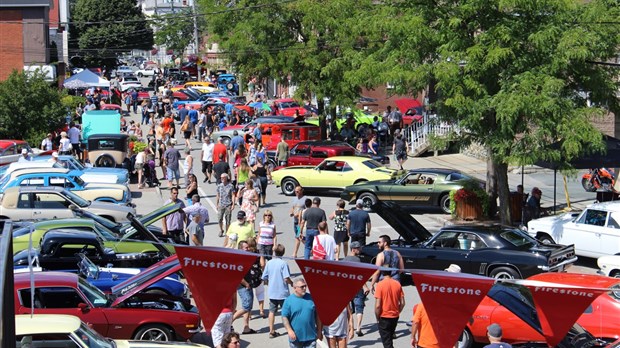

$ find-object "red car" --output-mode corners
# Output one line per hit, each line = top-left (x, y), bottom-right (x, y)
(0, 140), (52, 166)
(273, 140), (390, 169)
(13, 256), (202, 341)
(461, 273), (620, 347)
(272, 98), (307, 117)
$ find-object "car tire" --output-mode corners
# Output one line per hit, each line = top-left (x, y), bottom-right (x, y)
(134, 324), (173, 341)
(222, 137), (231, 147)
(95, 155), (116, 168)
(281, 178), (299, 196)
(358, 192), (377, 211)
(537, 234), (554, 244)
(439, 194), (451, 214)
(457, 328), (473, 348)
(137, 73), (143, 77)
(227, 82), (234, 90)
(581, 178), (597, 192)
(489, 266), (520, 280)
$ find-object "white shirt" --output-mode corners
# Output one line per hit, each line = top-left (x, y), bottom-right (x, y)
(68, 127), (80, 143)
(59, 138), (72, 152)
(314, 234), (337, 261)
(201, 142), (215, 162)
(135, 151), (146, 165)
(41, 138), (52, 151)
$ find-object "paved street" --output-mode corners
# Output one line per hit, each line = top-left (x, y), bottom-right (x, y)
(123, 103), (600, 347)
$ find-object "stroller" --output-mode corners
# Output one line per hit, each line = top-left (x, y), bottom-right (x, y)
(143, 160), (160, 187)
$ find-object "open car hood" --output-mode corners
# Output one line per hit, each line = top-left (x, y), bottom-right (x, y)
(372, 202), (433, 243)
(117, 214), (172, 257)
(119, 202), (182, 235)
(110, 255), (180, 306)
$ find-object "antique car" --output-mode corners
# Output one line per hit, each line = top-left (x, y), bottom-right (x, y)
(209, 116), (296, 146)
(266, 140), (390, 170)
(13, 256), (202, 341)
(13, 229), (167, 270)
(33, 154), (129, 185)
(359, 202), (578, 280)
(271, 98), (307, 117)
(86, 133), (131, 168)
(527, 201), (620, 258)
(460, 273), (620, 347)
(597, 254), (620, 278)
(1, 161), (127, 186)
(0, 167), (132, 205)
(272, 156), (397, 196)
(15, 314), (208, 347)
(182, 81), (218, 92)
(0, 186), (135, 222)
(259, 122), (321, 152)
(341, 168), (484, 213)
(217, 73), (239, 95)
(0, 139), (51, 167)
(307, 109), (376, 132)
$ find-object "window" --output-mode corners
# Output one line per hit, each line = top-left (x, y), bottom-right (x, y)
(20, 287), (85, 309)
(577, 209), (608, 227)
(608, 213), (620, 229)
(310, 151), (328, 159)
(17, 193), (32, 209)
(293, 145), (309, 155)
(18, 178), (45, 187)
(457, 233), (486, 250)
(49, 177), (76, 189)
(16, 334), (80, 348)
(33, 193), (68, 209)
(432, 231), (460, 248)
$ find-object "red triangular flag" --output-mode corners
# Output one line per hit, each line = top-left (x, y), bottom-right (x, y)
(175, 246), (258, 330)
(296, 259), (378, 325)
(524, 277), (614, 346)
(412, 270), (494, 348)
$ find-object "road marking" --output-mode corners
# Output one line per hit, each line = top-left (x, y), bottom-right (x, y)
(198, 186), (217, 212)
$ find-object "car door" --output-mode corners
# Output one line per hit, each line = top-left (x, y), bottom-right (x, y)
(16, 287), (109, 336)
(599, 211), (620, 256)
(308, 150), (328, 166)
(314, 160), (346, 188)
(32, 192), (74, 220)
(564, 208), (608, 257)
(388, 172), (433, 206)
(414, 231), (474, 272)
(13, 192), (35, 220)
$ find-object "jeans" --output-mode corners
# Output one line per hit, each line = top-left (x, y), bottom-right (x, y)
(378, 317), (398, 348)
(198, 126), (206, 141)
(304, 229), (319, 260)
(142, 113), (150, 125)
(237, 286), (253, 311)
(132, 101), (138, 114)
(289, 341), (316, 348)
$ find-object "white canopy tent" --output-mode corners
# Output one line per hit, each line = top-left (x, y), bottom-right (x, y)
(63, 69), (110, 89)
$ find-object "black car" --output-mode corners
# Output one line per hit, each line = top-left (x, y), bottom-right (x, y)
(360, 202), (578, 280)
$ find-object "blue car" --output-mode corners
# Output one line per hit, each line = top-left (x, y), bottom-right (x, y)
(34, 155), (129, 185)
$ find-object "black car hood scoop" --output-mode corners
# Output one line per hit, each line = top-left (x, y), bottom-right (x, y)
(372, 202), (433, 243)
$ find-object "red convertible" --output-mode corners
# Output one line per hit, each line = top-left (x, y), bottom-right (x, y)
(13, 256), (202, 341)
(461, 273), (620, 347)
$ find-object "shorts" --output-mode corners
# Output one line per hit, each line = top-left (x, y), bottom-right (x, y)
(396, 152), (407, 161)
(201, 161), (213, 174)
(217, 205), (232, 224)
(351, 291), (366, 313)
(350, 233), (366, 246)
(238, 286), (253, 311)
(294, 224), (301, 238)
(166, 167), (180, 181)
(258, 243), (273, 257)
(183, 131), (192, 139)
(134, 162), (144, 171)
(269, 299), (285, 313)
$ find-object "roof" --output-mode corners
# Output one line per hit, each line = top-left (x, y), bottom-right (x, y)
(585, 200), (620, 212)
(294, 140), (352, 147)
(0, 140), (27, 149)
(441, 224), (513, 234)
(35, 218), (94, 229)
(14, 271), (79, 288)
(15, 314), (81, 336)
(322, 156), (379, 162)
(4, 186), (65, 194)
(8, 167), (70, 179)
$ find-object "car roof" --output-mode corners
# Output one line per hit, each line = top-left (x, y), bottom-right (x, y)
(440, 224), (515, 235)
(35, 218), (94, 229)
(15, 314), (81, 336)
(409, 168), (463, 175)
(8, 167), (70, 179)
(4, 185), (65, 193)
(585, 200), (620, 212)
(319, 156), (372, 162)
(14, 271), (79, 288)
(294, 140), (351, 147)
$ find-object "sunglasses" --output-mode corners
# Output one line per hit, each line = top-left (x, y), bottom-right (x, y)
(264, 214), (272, 216)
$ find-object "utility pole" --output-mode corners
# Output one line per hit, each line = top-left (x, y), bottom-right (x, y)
(192, 0), (201, 81)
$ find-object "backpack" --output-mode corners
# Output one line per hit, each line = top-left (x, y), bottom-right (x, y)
(247, 259), (263, 288)
(312, 236), (327, 260)
(334, 210), (348, 233)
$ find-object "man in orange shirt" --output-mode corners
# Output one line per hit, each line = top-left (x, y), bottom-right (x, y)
(161, 114), (174, 139)
(374, 270), (405, 348)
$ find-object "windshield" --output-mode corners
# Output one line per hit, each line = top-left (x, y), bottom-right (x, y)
(72, 175), (86, 187)
(500, 228), (536, 248)
(0, 173), (10, 188)
(62, 190), (90, 208)
(78, 277), (109, 308)
(61, 157), (84, 171)
(362, 159), (384, 169)
(94, 221), (119, 240)
(76, 322), (114, 348)
(445, 172), (469, 181)
(278, 101), (300, 108)
(12, 226), (34, 238)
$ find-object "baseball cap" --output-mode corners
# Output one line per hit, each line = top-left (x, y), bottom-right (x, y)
(21, 149), (28, 154)
(350, 241), (362, 249)
(487, 323), (502, 338)
(445, 264), (461, 273)
(237, 210), (246, 219)
(355, 199), (364, 207)
(51, 151), (59, 158)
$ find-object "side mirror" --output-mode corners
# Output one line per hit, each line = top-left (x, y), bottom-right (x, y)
(78, 302), (90, 313)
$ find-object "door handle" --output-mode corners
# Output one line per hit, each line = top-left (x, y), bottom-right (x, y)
(33, 211), (41, 215)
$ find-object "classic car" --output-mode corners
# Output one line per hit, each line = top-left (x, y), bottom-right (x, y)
(341, 168), (484, 213)
(217, 73), (239, 95)
(85, 134), (131, 169)
(460, 273), (620, 347)
(0, 167), (132, 205)
(527, 201), (620, 258)
(33, 154), (130, 185)
(13, 229), (167, 270)
(15, 314), (208, 347)
(0, 139), (51, 167)
(136, 67), (157, 77)
(271, 98), (306, 117)
(209, 116), (297, 146)
(182, 81), (218, 92)
(0, 186), (136, 222)
(271, 156), (398, 196)
(597, 255), (620, 278)
(267, 140), (390, 170)
(13, 256), (202, 341)
(307, 109), (376, 132)
(119, 76), (142, 91)
(359, 202), (578, 280)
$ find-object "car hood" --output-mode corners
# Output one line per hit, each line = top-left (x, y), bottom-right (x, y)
(88, 201), (135, 214)
(110, 255), (180, 306)
(119, 202), (182, 235)
(527, 212), (577, 234)
(373, 202), (433, 243)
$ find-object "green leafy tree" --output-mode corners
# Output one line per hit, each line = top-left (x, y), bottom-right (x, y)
(353, 0), (620, 223)
(153, 8), (197, 61)
(0, 71), (67, 145)
(72, 0), (154, 67)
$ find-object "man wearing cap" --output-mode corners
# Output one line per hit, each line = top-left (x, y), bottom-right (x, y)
(48, 151), (59, 163)
(484, 323), (511, 348)
(224, 210), (255, 248)
(184, 194), (210, 239)
(41, 133), (53, 151)
(216, 173), (236, 237)
(18, 149), (32, 162)
(300, 197), (327, 259)
(343, 241), (370, 337)
(347, 199), (371, 246)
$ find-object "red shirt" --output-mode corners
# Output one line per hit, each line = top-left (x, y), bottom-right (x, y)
(213, 143), (227, 163)
(162, 117), (174, 133)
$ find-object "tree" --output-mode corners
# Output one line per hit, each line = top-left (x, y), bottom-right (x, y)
(0, 71), (67, 145)
(352, 0), (620, 223)
(199, 0), (380, 117)
(71, 0), (154, 67)
(153, 8), (197, 60)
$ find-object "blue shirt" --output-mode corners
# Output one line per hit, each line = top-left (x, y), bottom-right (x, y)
(262, 257), (291, 300)
(225, 103), (234, 115)
(282, 293), (318, 343)
(178, 108), (189, 122)
(347, 208), (370, 235)
(230, 135), (245, 152)
(253, 127), (262, 141)
(188, 109), (198, 123)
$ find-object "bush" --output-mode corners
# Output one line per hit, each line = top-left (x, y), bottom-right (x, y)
(449, 179), (490, 216)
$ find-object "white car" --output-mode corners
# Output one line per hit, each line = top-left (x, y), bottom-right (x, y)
(120, 76), (142, 91)
(136, 67), (157, 77)
(597, 255), (620, 278)
(527, 200), (620, 258)
(15, 314), (208, 348)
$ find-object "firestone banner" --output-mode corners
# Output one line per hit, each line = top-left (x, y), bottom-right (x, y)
(412, 270), (494, 348)
(175, 246), (258, 330)
(296, 259), (378, 325)
(525, 277), (617, 347)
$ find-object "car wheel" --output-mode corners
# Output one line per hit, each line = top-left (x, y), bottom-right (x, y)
(537, 234), (554, 244)
(134, 324), (173, 341)
(439, 194), (451, 214)
(457, 328), (473, 348)
(358, 192), (377, 211)
(281, 178), (299, 196)
(489, 266), (520, 280)
(582, 178), (597, 192)
(95, 155), (116, 168)
(227, 82), (234, 90)
(610, 270), (620, 278)
(222, 137), (231, 147)
(137, 73), (143, 77)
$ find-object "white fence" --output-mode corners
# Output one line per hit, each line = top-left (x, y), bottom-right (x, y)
(404, 114), (455, 156)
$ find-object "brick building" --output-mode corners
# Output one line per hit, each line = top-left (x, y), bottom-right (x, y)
(0, 0), (51, 80)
